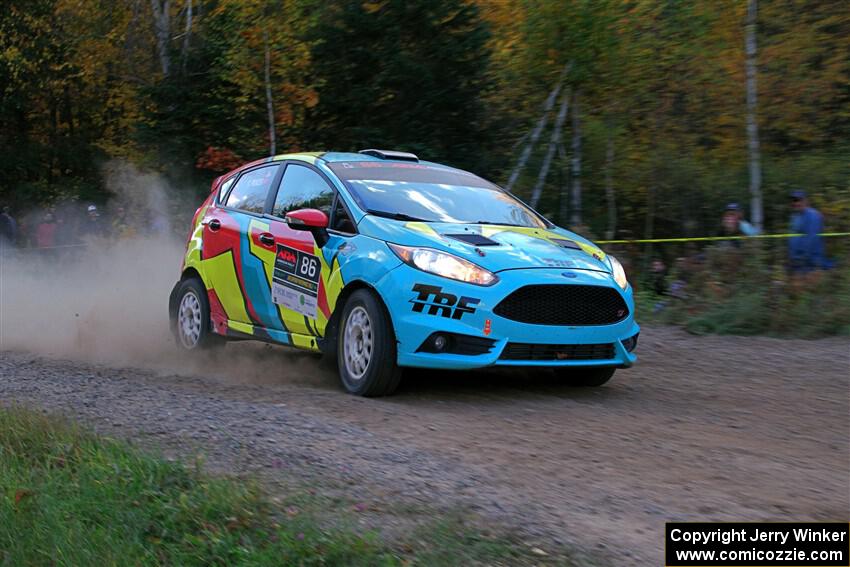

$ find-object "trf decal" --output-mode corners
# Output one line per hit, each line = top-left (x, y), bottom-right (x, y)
(410, 284), (480, 320)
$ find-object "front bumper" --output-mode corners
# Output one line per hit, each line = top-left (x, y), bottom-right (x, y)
(374, 264), (639, 370)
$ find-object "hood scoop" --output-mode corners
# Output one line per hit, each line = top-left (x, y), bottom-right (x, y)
(445, 233), (501, 246)
(550, 238), (582, 250)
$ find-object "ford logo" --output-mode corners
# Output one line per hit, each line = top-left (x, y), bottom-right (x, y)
(562, 272), (577, 278)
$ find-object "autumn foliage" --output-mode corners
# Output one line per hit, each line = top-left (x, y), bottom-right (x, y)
(195, 146), (245, 173)
(0, 0), (847, 241)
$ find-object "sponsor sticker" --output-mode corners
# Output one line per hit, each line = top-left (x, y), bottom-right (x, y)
(543, 257), (576, 268)
(272, 244), (321, 318)
(410, 284), (480, 320)
(338, 242), (357, 257)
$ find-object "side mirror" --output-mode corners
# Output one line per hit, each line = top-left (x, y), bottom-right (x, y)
(285, 209), (330, 246)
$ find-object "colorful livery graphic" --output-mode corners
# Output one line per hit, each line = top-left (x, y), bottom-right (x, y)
(169, 150), (639, 396)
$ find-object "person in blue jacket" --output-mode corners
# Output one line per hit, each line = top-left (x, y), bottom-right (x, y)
(788, 189), (830, 273)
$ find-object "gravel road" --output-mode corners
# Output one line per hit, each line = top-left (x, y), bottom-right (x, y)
(1, 326), (848, 565)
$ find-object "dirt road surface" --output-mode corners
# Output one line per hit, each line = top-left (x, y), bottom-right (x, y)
(1, 326), (848, 564)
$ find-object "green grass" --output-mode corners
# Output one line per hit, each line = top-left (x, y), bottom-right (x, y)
(0, 407), (571, 566)
(636, 245), (850, 338)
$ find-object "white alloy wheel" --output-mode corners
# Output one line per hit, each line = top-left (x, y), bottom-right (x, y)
(343, 305), (373, 380)
(178, 290), (203, 349)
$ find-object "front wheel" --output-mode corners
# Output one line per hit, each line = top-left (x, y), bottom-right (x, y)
(553, 366), (616, 387)
(337, 289), (402, 396)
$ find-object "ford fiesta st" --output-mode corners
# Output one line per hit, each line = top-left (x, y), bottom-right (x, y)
(169, 149), (639, 396)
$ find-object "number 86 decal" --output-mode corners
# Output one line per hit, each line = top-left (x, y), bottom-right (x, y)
(299, 255), (319, 280)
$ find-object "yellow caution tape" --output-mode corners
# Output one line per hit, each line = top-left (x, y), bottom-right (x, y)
(596, 232), (850, 245)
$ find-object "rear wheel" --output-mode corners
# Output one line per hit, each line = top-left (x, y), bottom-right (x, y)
(554, 366), (616, 387)
(174, 278), (222, 350)
(337, 289), (402, 396)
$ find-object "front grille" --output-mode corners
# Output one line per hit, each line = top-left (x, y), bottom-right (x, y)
(500, 342), (616, 361)
(494, 284), (628, 326)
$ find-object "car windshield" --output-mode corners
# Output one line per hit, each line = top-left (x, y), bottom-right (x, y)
(328, 161), (548, 228)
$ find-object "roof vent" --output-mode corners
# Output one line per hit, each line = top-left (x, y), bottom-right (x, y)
(359, 149), (419, 162)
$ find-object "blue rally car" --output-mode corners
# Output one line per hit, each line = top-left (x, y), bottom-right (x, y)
(170, 149), (639, 396)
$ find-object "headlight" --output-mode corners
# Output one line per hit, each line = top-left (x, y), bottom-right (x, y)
(388, 243), (498, 286)
(609, 255), (629, 290)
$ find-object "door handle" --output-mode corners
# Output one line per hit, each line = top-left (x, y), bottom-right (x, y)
(259, 233), (275, 247)
(206, 218), (221, 231)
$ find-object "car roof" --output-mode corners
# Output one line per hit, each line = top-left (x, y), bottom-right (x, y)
(316, 152), (383, 163)
(241, 148), (461, 166)
(317, 151), (453, 169)
(218, 151), (455, 187)
(317, 153), (462, 175)
(260, 151), (406, 164)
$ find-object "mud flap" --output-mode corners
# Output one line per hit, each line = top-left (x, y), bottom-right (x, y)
(168, 280), (182, 335)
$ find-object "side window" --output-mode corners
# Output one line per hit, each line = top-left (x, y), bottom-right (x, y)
(217, 176), (235, 204)
(224, 165), (279, 213)
(331, 197), (356, 234)
(273, 164), (334, 217)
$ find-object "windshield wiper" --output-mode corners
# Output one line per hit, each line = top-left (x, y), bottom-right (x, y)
(366, 209), (428, 222)
(473, 220), (524, 227)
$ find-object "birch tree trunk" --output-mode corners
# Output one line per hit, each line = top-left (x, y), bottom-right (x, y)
(264, 31), (276, 156)
(569, 90), (582, 227)
(180, 0), (192, 75)
(150, 0), (171, 77)
(745, 0), (763, 229)
(558, 141), (569, 225)
(504, 62), (571, 192)
(604, 130), (616, 239)
(529, 90), (570, 208)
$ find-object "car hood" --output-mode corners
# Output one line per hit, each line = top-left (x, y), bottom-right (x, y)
(357, 216), (611, 274)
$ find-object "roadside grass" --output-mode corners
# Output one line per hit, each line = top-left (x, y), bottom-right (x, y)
(0, 407), (575, 566)
(635, 244), (850, 338)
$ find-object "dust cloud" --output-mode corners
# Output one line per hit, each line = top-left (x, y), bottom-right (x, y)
(0, 162), (335, 389)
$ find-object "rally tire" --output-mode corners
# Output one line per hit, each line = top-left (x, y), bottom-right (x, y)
(554, 366), (616, 387)
(174, 277), (223, 351)
(337, 289), (402, 397)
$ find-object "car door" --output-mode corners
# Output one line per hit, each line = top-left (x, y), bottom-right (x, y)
(260, 162), (342, 346)
(201, 163), (282, 332)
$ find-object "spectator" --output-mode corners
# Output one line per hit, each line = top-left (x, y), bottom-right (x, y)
(720, 202), (759, 240)
(151, 212), (169, 237)
(80, 204), (106, 238)
(650, 258), (667, 296)
(54, 202), (80, 245)
(788, 190), (830, 273)
(111, 205), (136, 238)
(35, 211), (58, 248)
(0, 205), (17, 247)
